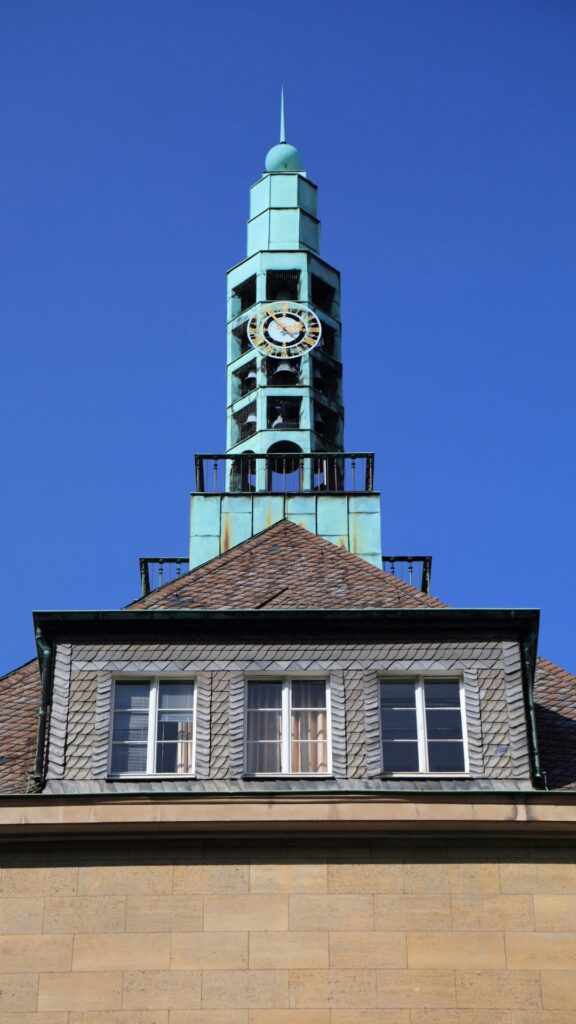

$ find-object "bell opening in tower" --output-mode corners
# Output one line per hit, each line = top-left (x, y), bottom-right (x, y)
(266, 270), (300, 301)
(234, 402), (257, 443)
(310, 274), (335, 315)
(267, 441), (303, 490)
(266, 356), (302, 387)
(232, 320), (252, 358)
(234, 360), (258, 399)
(230, 452), (257, 493)
(267, 397), (301, 431)
(232, 275), (256, 315)
(318, 321), (336, 357)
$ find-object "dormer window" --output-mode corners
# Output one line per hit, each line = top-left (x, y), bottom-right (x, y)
(110, 679), (195, 776)
(246, 678), (330, 775)
(380, 677), (468, 775)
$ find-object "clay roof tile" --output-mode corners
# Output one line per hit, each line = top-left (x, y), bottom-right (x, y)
(130, 520), (446, 611)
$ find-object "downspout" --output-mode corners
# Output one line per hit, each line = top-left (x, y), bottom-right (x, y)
(34, 626), (53, 783)
(521, 630), (547, 790)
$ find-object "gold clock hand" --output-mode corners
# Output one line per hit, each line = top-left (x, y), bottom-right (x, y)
(282, 320), (303, 335)
(263, 306), (305, 337)
(263, 306), (288, 331)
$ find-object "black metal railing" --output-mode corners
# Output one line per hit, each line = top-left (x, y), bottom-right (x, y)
(382, 555), (432, 595)
(139, 549), (432, 598)
(139, 557), (189, 597)
(194, 452), (375, 494)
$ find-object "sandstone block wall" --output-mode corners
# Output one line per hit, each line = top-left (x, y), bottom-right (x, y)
(0, 837), (574, 1021)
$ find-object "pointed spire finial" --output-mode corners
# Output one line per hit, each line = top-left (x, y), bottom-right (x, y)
(265, 88), (302, 172)
(280, 86), (286, 143)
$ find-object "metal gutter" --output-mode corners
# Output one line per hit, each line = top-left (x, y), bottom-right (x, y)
(1, 787), (575, 800)
(32, 608), (541, 631)
(522, 629), (547, 789)
(33, 626), (53, 782)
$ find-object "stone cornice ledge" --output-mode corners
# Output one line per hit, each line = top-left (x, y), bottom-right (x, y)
(0, 792), (575, 836)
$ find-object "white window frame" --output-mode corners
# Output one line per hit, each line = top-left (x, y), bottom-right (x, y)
(108, 675), (197, 778)
(380, 674), (469, 777)
(244, 675), (332, 777)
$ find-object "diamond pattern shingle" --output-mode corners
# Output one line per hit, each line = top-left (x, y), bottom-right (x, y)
(130, 520), (446, 611)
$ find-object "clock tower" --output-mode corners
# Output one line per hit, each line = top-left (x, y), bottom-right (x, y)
(190, 97), (382, 568)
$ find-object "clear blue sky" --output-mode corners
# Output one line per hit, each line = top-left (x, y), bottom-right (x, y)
(1, 0), (575, 675)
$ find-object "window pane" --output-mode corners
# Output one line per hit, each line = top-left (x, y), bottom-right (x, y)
(111, 743), (147, 774)
(246, 742), (281, 773)
(247, 682), (282, 709)
(382, 741), (419, 772)
(291, 681), (326, 709)
(380, 683), (416, 709)
(424, 681), (460, 707)
(114, 683), (150, 710)
(428, 742), (465, 772)
(426, 708), (462, 740)
(291, 709), (327, 743)
(247, 709), (281, 742)
(112, 710), (148, 742)
(157, 713), (193, 743)
(381, 707), (418, 740)
(292, 741), (327, 773)
(156, 741), (193, 774)
(159, 682), (194, 709)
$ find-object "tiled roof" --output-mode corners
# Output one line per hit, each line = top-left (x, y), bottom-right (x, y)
(0, 658), (40, 794)
(131, 520), (446, 611)
(534, 657), (576, 790)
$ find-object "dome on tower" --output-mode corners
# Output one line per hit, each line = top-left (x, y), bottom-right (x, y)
(265, 142), (302, 173)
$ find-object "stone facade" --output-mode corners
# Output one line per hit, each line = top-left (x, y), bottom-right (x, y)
(42, 638), (533, 794)
(0, 836), (574, 1019)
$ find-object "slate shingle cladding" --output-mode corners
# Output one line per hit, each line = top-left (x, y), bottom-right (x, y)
(41, 636), (534, 794)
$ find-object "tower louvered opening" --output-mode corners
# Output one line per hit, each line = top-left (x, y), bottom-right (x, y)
(266, 270), (300, 301)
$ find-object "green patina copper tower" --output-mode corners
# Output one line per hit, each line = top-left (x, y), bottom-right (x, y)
(190, 96), (382, 567)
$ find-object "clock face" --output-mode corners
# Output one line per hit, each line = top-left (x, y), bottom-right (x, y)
(247, 302), (322, 359)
